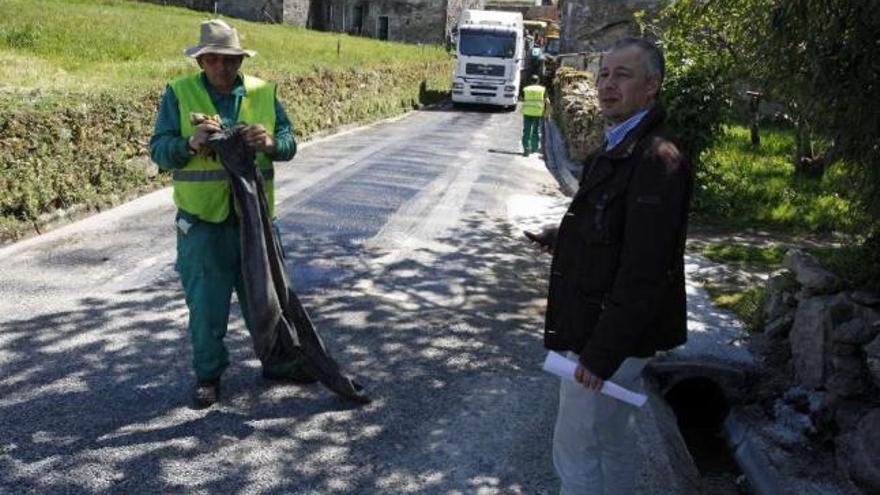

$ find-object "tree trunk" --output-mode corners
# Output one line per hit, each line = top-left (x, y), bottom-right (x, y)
(794, 118), (826, 179)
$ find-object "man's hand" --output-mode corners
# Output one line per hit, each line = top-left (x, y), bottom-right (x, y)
(188, 120), (222, 152)
(575, 364), (604, 391)
(524, 226), (557, 254)
(242, 124), (275, 154)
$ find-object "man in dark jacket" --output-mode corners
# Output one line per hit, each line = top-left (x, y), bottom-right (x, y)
(527, 38), (691, 494)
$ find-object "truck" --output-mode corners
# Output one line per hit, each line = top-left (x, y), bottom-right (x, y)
(451, 9), (524, 109)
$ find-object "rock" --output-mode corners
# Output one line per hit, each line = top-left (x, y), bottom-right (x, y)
(828, 354), (871, 398)
(841, 409), (880, 493)
(791, 292), (880, 390)
(770, 399), (814, 448)
(832, 318), (879, 345)
(865, 334), (880, 388)
(830, 295), (880, 344)
(782, 249), (844, 293)
(790, 294), (835, 388)
(829, 342), (859, 356)
(782, 386), (822, 415)
(850, 290), (880, 307)
(765, 313), (794, 339)
(764, 270), (799, 322)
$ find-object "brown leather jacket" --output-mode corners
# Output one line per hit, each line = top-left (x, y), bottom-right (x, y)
(544, 106), (692, 379)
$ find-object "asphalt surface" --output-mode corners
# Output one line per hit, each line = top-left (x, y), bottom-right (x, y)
(0, 105), (574, 494)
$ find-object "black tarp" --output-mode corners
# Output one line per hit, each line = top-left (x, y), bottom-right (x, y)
(207, 125), (370, 404)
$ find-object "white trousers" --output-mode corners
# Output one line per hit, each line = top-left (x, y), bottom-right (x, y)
(552, 353), (649, 495)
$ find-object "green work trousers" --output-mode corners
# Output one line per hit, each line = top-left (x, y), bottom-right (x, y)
(522, 115), (541, 154)
(175, 212), (297, 381)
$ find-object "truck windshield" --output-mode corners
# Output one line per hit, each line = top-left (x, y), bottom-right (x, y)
(459, 28), (517, 59)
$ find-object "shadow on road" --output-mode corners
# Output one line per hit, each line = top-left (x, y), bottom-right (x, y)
(0, 206), (559, 493)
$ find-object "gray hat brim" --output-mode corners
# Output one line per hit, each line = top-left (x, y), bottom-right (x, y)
(184, 45), (257, 58)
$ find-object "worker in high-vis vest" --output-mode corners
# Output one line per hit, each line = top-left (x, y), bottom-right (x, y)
(149, 20), (311, 409)
(521, 75), (547, 156)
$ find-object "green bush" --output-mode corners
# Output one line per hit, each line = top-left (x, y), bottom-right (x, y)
(0, 62), (451, 242)
(660, 52), (733, 163)
(1, 23), (41, 49)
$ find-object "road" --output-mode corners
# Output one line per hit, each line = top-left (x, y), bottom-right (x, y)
(0, 105), (573, 494)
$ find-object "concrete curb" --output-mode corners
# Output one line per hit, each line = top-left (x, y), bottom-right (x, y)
(723, 409), (789, 495)
(541, 117), (581, 197)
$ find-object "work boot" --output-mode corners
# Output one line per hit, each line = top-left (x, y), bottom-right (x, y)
(192, 378), (220, 409)
(262, 363), (318, 384)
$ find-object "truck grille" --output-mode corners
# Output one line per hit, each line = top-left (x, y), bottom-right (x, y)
(465, 63), (505, 77)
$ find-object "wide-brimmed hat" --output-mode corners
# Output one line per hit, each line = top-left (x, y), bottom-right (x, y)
(184, 19), (256, 58)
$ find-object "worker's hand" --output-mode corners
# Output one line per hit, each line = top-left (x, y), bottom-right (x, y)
(188, 120), (222, 152)
(242, 124), (275, 154)
(575, 363), (604, 391)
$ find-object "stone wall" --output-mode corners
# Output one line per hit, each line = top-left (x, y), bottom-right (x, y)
(446, 0), (484, 46)
(282, 0), (312, 24)
(137, 0), (312, 26)
(319, 0), (481, 45)
(559, 0), (662, 53)
(217, 0), (281, 22)
(141, 0), (481, 44)
(760, 249), (880, 494)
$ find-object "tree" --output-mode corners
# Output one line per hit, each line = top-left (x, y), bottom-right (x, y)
(655, 0), (880, 286)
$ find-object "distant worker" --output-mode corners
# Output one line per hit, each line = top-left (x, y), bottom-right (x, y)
(521, 75), (546, 156)
(149, 19), (312, 409)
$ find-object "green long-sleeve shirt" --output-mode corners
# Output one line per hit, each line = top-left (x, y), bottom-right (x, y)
(149, 72), (296, 170)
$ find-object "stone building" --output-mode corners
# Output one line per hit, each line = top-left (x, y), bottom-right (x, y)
(558, 0), (661, 53)
(312, 0), (483, 45)
(139, 0), (310, 24)
(140, 0), (483, 45)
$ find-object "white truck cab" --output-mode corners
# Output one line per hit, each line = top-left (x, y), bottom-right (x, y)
(451, 9), (524, 109)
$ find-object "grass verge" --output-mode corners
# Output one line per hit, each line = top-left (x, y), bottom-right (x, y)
(689, 122), (877, 327)
(0, 0), (449, 95)
(694, 125), (860, 233)
(697, 243), (780, 332)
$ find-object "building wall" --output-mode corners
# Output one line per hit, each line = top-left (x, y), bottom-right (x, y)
(282, 0), (312, 24)
(216, 0), (282, 23)
(139, 0), (483, 44)
(137, 0), (312, 26)
(559, 0), (661, 53)
(319, 0), (450, 44)
(445, 0), (484, 45)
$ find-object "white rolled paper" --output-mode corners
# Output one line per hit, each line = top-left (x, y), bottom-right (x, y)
(542, 351), (648, 408)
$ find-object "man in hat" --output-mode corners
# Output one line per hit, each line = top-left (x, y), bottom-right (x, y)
(150, 19), (311, 409)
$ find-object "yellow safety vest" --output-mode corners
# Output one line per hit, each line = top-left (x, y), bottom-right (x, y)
(170, 74), (277, 223)
(522, 84), (546, 117)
